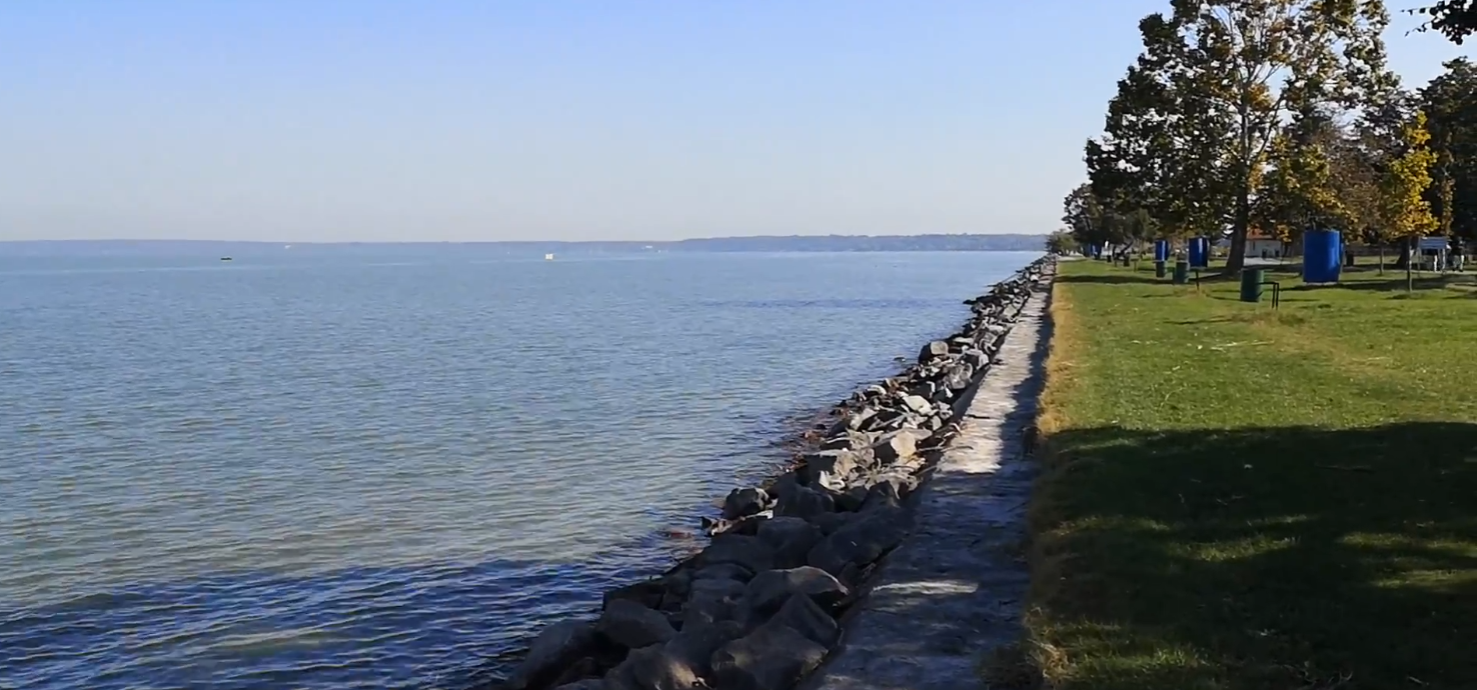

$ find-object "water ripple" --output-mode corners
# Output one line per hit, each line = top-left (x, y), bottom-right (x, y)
(0, 250), (1038, 689)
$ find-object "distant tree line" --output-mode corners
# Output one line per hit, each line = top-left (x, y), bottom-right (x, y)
(669, 234), (1046, 252)
(1058, 0), (1477, 273)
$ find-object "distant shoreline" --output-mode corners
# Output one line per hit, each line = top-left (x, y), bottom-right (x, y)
(0, 235), (1047, 254)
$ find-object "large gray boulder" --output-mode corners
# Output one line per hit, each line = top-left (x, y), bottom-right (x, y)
(846, 408), (877, 431)
(807, 511), (853, 535)
(604, 644), (701, 690)
(900, 394), (933, 416)
(799, 449), (869, 486)
(691, 563), (753, 582)
(551, 681), (606, 690)
(807, 506), (910, 576)
(917, 340), (950, 363)
(943, 362), (974, 392)
(597, 600), (676, 650)
(766, 593), (840, 647)
(502, 620), (597, 690)
(683, 576), (747, 628)
(820, 430), (873, 451)
(854, 467), (921, 497)
(774, 483), (835, 520)
(722, 487), (770, 520)
(710, 623), (829, 690)
(872, 428), (931, 464)
(744, 567), (849, 616)
(603, 578), (666, 611)
(662, 621), (742, 677)
(756, 517), (824, 570)
(697, 534), (776, 574)
(859, 481), (903, 512)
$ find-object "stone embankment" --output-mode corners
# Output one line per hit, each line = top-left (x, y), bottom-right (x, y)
(494, 257), (1055, 690)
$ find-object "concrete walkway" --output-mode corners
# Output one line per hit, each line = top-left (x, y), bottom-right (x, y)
(807, 283), (1051, 690)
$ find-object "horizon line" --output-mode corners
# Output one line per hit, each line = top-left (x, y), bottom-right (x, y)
(0, 232), (1049, 245)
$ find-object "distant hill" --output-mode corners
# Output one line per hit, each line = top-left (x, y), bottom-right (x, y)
(667, 234), (1045, 252)
(0, 234), (1047, 256)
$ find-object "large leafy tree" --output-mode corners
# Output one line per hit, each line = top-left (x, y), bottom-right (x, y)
(1087, 14), (1226, 242)
(1419, 58), (1477, 241)
(1045, 230), (1078, 255)
(1062, 183), (1112, 251)
(1339, 86), (1421, 267)
(1378, 110), (1441, 289)
(1254, 106), (1348, 247)
(1127, 0), (1393, 272)
(1085, 63), (1170, 229)
(1324, 117), (1390, 267)
(1063, 182), (1161, 263)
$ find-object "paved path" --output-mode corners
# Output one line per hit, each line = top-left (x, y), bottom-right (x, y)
(806, 284), (1051, 690)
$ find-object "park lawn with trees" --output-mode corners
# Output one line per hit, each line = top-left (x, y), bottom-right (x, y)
(1023, 258), (1477, 689)
(1060, 2), (1477, 274)
(1026, 2), (1477, 685)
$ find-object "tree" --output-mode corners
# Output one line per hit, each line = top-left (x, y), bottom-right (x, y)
(1088, 14), (1227, 244)
(1254, 106), (1348, 250)
(1130, 0), (1393, 272)
(1325, 120), (1388, 269)
(1414, 1), (1477, 44)
(1378, 110), (1441, 290)
(1119, 207), (1161, 264)
(1045, 230), (1077, 255)
(1062, 183), (1114, 252)
(1338, 86), (1419, 269)
(1419, 59), (1477, 242)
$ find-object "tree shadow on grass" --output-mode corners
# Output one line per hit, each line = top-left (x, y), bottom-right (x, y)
(1191, 272), (1243, 285)
(1287, 276), (1461, 293)
(1026, 421), (1477, 690)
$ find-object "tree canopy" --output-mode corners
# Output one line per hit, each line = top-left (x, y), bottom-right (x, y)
(1416, 1), (1477, 44)
(1070, 2), (1477, 272)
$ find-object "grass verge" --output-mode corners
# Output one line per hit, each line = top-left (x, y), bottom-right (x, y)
(1025, 258), (1477, 690)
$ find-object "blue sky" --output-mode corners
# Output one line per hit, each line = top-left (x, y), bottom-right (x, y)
(1, 1), (1468, 242)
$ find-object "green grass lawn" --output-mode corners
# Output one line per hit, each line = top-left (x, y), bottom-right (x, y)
(1025, 258), (1477, 690)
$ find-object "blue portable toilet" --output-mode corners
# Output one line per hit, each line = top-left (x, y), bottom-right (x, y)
(1153, 239), (1170, 262)
(1188, 237), (1210, 268)
(1090, 244), (1102, 259)
(1303, 229), (1342, 283)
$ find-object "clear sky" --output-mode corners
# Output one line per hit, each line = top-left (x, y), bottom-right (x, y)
(1, 1), (1469, 242)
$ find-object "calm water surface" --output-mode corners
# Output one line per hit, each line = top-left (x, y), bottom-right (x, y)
(0, 247), (1037, 689)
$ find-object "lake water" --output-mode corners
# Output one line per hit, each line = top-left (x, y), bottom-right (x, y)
(0, 247), (1038, 689)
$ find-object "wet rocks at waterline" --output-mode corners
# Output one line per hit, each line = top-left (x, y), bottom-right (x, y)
(496, 257), (1052, 690)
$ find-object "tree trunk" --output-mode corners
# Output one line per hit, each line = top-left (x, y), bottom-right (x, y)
(1227, 188), (1250, 273)
(1396, 240), (1412, 269)
(1378, 245), (1385, 275)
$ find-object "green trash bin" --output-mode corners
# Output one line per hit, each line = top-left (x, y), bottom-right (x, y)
(1172, 260), (1189, 285)
(1240, 268), (1265, 302)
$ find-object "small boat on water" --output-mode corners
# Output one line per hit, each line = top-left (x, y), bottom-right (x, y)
(220, 257), (233, 261)
(544, 253), (555, 261)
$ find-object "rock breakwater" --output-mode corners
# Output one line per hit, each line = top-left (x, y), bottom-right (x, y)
(493, 257), (1054, 690)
